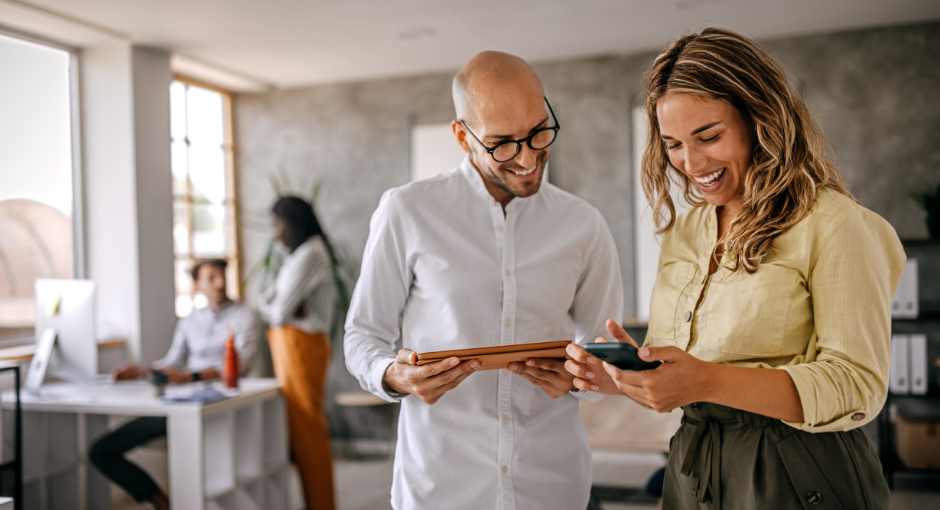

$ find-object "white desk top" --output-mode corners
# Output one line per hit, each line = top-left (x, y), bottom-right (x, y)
(1, 378), (281, 417)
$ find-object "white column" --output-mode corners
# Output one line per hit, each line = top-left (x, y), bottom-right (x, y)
(81, 43), (175, 364)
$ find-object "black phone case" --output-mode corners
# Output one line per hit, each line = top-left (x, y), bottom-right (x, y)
(584, 343), (661, 371)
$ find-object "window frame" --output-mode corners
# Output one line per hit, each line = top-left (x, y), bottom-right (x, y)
(170, 75), (243, 313)
(0, 26), (84, 279)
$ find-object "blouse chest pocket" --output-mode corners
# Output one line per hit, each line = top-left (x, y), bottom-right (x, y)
(699, 264), (808, 358)
(647, 261), (699, 340)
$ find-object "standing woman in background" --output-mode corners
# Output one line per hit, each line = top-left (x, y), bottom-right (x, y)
(260, 195), (337, 510)
(566, 28), (904, 509)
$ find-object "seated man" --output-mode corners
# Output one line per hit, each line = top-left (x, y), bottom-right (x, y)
(88, 259), (258, 510)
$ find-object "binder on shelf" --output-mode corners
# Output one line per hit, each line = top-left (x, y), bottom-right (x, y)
(889, 335), (910, 394)
(909, 334), (928, 395)
(891, 259), (918, 319)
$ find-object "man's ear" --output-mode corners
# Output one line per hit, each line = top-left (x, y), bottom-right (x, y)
(451, 120), (473, 153)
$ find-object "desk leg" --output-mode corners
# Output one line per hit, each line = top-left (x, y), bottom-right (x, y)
(167, 412), (204, 510)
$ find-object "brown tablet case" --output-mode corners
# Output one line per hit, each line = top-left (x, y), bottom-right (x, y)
(416, 341), (572, 371)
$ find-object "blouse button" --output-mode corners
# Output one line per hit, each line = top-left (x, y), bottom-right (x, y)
(851, 413), (865, 421)
(496, 225), (504, 231)
(684, 311), (692, 322)
(806, 491), (823, 505)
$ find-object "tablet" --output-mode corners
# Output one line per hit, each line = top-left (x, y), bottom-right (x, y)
(416, 341), (572, 371)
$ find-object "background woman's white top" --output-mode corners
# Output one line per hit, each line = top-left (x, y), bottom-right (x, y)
(258, 236), (335, 335)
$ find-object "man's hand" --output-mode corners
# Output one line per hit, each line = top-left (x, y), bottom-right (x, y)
(383, 348), (481, 405)
(162, 367), (194, 385)
(508, 357), (576, 399)
(114, 364), (146, 381)
(565, 319), (637, 395)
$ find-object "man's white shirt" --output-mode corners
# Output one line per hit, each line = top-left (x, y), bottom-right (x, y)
(345, 157), (624, 510)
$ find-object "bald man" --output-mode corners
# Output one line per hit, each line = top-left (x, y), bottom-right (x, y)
(345, 51), (623, 510)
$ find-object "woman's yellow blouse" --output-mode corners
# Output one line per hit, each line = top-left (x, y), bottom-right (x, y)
(646, 189), (906, 433)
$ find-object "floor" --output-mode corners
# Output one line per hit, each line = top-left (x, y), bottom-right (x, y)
(334, 456), (940, 510)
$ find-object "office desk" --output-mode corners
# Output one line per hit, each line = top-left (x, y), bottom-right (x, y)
(1, 378), (290, 510)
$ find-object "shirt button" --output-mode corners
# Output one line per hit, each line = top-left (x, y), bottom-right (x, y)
(684, 311), (692, 322)
(496, 225), (504, 231)
(501, 466), (508, 473)
(806, 491), (823, 505)
(505, 319), (511, 327)
(502, 369), (509, 375)
(502, 415), (510, 423)
(505, 269), (511, 276)
(851, 413), (865, 421)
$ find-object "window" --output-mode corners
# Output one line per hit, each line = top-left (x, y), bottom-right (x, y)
(170, 77), (240, 317)
(0, 32), (76, 341)
(410, 123), (467, 181)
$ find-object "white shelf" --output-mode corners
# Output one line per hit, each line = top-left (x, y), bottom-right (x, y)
(234, 405), (262, 482)
(204, 413), (236, 498)
(263, 398), (288, 469)
(264, 470), (288, 510)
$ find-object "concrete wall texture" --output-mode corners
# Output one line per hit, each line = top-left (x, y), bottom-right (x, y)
(234, 21), (940, 414)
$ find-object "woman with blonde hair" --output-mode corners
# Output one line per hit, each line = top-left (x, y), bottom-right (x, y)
(566, 28), (904, 509)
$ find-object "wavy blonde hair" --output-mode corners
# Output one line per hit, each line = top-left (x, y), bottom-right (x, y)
(642, 27), (854, 273)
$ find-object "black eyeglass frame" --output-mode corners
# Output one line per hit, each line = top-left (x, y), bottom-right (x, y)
(459, 97), (560, 163)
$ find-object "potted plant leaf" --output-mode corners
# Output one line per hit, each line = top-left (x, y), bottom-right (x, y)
(912, 183), (940, 240)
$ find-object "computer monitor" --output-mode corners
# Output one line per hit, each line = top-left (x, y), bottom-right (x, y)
(33, 279), (97, 384)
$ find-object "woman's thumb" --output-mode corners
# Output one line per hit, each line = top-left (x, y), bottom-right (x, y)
(638, 346), (680, 362)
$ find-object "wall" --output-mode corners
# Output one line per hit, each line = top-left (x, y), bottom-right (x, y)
(235, 21), (940, 425)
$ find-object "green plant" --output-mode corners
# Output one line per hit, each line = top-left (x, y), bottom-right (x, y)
(912, 183), (940, 239)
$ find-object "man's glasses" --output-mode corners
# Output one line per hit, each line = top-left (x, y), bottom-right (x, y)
(460, 98), (560, 163)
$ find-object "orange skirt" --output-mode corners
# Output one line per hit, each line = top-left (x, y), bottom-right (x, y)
(267, 327), (335, 510)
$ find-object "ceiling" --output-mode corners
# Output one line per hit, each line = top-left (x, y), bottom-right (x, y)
(8, 0), (940, 90)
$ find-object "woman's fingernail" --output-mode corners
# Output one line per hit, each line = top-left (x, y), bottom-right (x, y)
(586, 371), (595, 379)
(526, 359), (535, 366)
(588, 357), (597, 364)
(450, 358), (459, 367)
(508, 364), (518, 372)
(591, 385), (600, 391)
(470, 360), (481, 369)
(639, 348), (650, 357)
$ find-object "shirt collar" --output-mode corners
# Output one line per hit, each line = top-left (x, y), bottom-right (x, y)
(458, 155), (535, 211)
(459, 155), (494, 203)
(201, 298), (233, 318)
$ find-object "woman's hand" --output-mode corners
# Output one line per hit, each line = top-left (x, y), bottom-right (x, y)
(603, 345), (713, 413)
(565, 319), (637, 395)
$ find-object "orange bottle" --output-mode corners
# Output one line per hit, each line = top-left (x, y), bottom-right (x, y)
(224, 337), (239, 389)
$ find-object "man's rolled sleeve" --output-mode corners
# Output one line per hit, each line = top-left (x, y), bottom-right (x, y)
(371, 357), (405, 403)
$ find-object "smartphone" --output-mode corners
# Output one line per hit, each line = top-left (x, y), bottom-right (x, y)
(584, 343), (661, 371)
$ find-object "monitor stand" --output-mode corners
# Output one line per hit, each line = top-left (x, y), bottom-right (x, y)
(25, 328), (56, 395)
